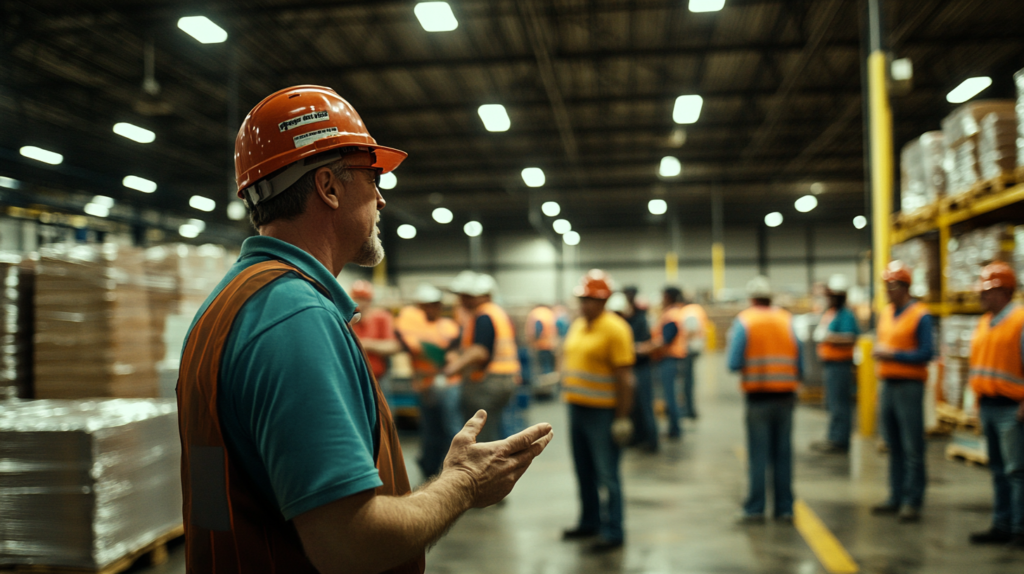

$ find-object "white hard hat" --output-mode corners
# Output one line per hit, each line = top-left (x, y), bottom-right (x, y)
(827, 274), (850, 294)
(414, 283), (444, 304)
(449, 270), (478, 294)
(605, 292), (629, 313)
(463, 274), (497, 297)
(746, 275), (772, 298)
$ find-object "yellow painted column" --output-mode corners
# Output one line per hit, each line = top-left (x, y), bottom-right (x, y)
(868, 50), (893, 319)
(665, 252), (678, 282)
(373, 255), (387, 286)
(857, 335), (877, 437)
(712, 242), (725, 300)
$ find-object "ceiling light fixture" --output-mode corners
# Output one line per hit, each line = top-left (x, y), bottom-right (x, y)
(379, 172), (397, 190)
(563, 231), (580, 246)
(946, 76), (992, 104)
(464, 220), (483, 237)
(414, 2), (459, 32)
(123, 175), (157, 193)
(552, 219), (572, 234)
(189, 195), (216, 212)
(91, 195), (114, 209)
(689, 0), (726, 13)
(659, 156), (682, 178)
(0, 176), (20, 189)
(20, 146), (63, 165)
(397, 224), (417, 239)
(765, 212), (783, 228)
(673, 95), (703, 124)
(113, 122), (156, 144)
(84, 203), (110, 218)
(794, 195), (818, 213)
(521, 167), (545, 187)
(853, 215), (867, 229)
(179, 223), (200, 238)
(648, 199), (668, 215)
(432, 207), (453, 224)
(541, 201), (560, 217)
(227, 200), (247, 221)
(477, 104), (511, 132)
(177, 16), (227, 44)
(188, 218), (206, 233)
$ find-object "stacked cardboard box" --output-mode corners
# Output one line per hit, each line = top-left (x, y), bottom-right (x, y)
(940, 315), (979, 408)
(900, 131), (946, 213)
(941, 100), (1016, 194)
(891, 238), (940, 300)
(0, 399), (182, 569)
(946, 224), (1015, 293)
(978, 110), (1018, 181)
(0, 254), (34, 399)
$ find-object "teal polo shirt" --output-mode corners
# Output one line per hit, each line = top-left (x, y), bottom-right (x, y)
(184, 236), (382, 521)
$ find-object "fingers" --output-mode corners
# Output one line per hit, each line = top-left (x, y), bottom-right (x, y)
(500, 422), (553, 454)
(505, 430), (554, 470)
(458, 410), (487, 440)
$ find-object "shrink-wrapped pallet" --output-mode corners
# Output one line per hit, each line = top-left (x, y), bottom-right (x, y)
(940, 315), (979, 408)
(900, 131), (946, 212)
(0, 398), (182, 569)
(0, 254), (34, 399)
(891, 238), (940, 300)
(941, 100), (1016, 194)
(947, 224), (1015, 293)
(978, 111), (1017, 181)
(1016, 68), (1024, 168)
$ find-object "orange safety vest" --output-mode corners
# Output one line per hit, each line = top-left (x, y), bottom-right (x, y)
(877, 302), (930, 381)
(816, 308), (855, 362)
(737, 306), (800, 393)
(177, 261), (423, 574)
(395, 305), (461, 391)
(681, 304), (709, 341)
(969, 306), (1024, 402)
(460, 301), (521, 383)
(525, 306), (558, 351)
(653, 304), (687, 359)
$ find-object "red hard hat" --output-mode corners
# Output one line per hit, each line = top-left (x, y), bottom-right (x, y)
(351, 280), (374, 300)
(573, 269), (613, 300)
(881, 260), (913, 285)
(978, 261), (1017, 292)
(235, 85), (407, 205)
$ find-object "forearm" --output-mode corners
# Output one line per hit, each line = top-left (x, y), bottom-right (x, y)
(447, 345), (489, 373)
(614, 369), (634, 418)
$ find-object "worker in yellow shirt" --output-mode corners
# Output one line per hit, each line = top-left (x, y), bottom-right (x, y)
(966, 261), (1024, 549)
(394, 283), (461, 478)
(561, 270), (635, 552)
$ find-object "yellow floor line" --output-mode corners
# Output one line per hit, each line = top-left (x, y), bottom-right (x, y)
(794, 499), (860, 574)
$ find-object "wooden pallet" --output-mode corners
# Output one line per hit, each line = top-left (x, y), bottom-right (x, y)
(945, 171), (1020, 211)
(946, 443), (988, 466)
(892, 203), (939, 231)
(3, 524), (183, 574)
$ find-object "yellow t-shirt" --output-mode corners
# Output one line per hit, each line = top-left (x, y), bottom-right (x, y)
(562, 311), (636, 408)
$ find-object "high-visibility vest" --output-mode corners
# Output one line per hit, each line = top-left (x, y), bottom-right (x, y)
(562, 312), (633, 409)
(351, 306), (394, 379)
(682, 304), (709, 341)
(970, 306), (1024, 402)
(736, 306), (800, 393)
(177, 260), (423, 574)
(525, 306), (558, 351)
(395, 305), (460, 391)
(460, 301), (521, 383)
(877, 302), (930, 381)
(653, 304), (687, 359)
(816, 308), (855, 362)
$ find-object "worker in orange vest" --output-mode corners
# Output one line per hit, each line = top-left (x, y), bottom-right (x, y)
(966, 261), (1024, 549)
(728, 276), (802, 523)
(811, 274), (860, 454)
(525, 304), (559, 377)
(561, 270), (635, 552)
(350, 279), (401, 382)
(618, 286), (658, 452)
(871, 260), (934, 523)
(445, 273), (521, 443)
(653, 286), (687, 438)
(394, 283), (461, 478)
(680, 295), (709, 419)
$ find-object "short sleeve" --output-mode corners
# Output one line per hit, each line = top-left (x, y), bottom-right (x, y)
(608, 320), (636, 368)
(473, 315), (496, 355)
(223, 306), (383, 521)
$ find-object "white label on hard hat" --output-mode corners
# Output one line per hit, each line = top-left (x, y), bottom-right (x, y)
(293, 127), (339, 148)
(279, 110), (330, 132)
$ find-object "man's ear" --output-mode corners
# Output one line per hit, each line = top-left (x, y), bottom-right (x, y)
(314, 167), (342, 210)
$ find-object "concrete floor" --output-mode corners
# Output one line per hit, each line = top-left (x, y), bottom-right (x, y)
(148, 353), (1022, 573)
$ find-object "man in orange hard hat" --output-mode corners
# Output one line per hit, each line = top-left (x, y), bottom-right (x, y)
(966, 262), (1024, 549)
(561, 270), (635, 552)
(871, 260), (934, 523)
(177, 86), (553, 574)
(350, 279), (401, 382)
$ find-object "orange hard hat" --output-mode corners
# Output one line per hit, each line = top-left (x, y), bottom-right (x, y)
(881, 260), (912, 285)
(235, 85), (407, 206)
(977, 261), (1017, 292)
(351, 280), (374, 300)
(573, 269), (613, 300)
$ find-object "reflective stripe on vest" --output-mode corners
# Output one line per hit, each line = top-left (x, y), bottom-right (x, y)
(654, 305), (687, 359)
(816, 309), (855, 362)
(461, 301), (521, 382)
(177, 261), (424, 574)
(969, 306), (1024, 401)
(737, 306), (800, 393)
(877, 302), (929, 381)
(526, 306), (558, 351)
(562, 369), (617, 408)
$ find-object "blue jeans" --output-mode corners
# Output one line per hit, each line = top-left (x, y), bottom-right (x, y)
(881, 380), (927, 508)
(418, 383), (461, 478)
(682, 354), (698, 418)
(658, 358), (683, 437)
(536, 349), (556, 375)
(630, 362), (658, 451)
(569, 404), (623, 542)
(743, 396), (795, 517)
(980, 402), (1024, 534)
(823, 362), (855, 448)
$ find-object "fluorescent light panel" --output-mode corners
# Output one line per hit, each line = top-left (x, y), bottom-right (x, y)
(20, 146), (62, 165)
(84, 203), (109, 218)
(764, 212), (783, 227)
(179, 224), (200, 238)
(432, 207), (453, 224)
(189, 195), (216, 212)
(477, 104), (511, 132)
(552, 219), (571, 234)
(946, 76), (992, 104)
(659, 156), (682, 177)
(563, 231), (580, 246)
(123, 175), (157, 193)
(397, 224), (417, 239)
(113, 122), (155, 143)
(521, 167), (545, 187)
(177, 16), (228, 44)
(463, 221), (482, 237)
(227, 200), (247, 221)
(379, 172), (397, 190)
(541, 201), (560, 217)
(689, 0), (726, 13)
(414, 2), (458, 32)
(673, 95), (703, 124)
(853, 215), (867, 229)
(648, 199), (668, 215)
(0, 176), (20, 189)
(794, 195), (818, 213)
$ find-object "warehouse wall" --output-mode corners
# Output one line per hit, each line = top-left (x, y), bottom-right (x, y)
(387, 224), (868, 306)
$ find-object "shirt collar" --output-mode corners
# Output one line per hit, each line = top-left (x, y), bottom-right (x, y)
(990, 302), (1018, 327)
(237, 236), (357, 320)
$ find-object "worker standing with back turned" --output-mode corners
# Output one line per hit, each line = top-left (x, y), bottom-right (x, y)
(561, 270), (635, 552)
(653, 286), (688, 439)
(966, 261), (1024, 549)
(680, 294), (709, 419)
(871, 260), (934, 524)
(811, 274), (859, 454)
(728, 276), (801, 523)
(177, 85), (553, 574)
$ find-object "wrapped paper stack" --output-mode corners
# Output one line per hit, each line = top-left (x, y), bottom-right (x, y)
(946, 224), (1015, 293)
(890, 238), (940, 300)
(0, 254), (34, 399)
(0, 399), (182, 569)
(977, 110), (1018, 181)
(33, 245), (159, 398)
(941, 100), (1016, 194)
(940, 315), (979, 408)
(1017, 68), (1024, 169)
(900, 131), (947, 213)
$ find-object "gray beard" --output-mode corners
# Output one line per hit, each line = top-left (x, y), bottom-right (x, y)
(355, 234), (384, 267)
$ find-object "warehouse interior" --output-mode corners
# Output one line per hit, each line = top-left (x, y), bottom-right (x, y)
(2, 0), (1024, 572)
